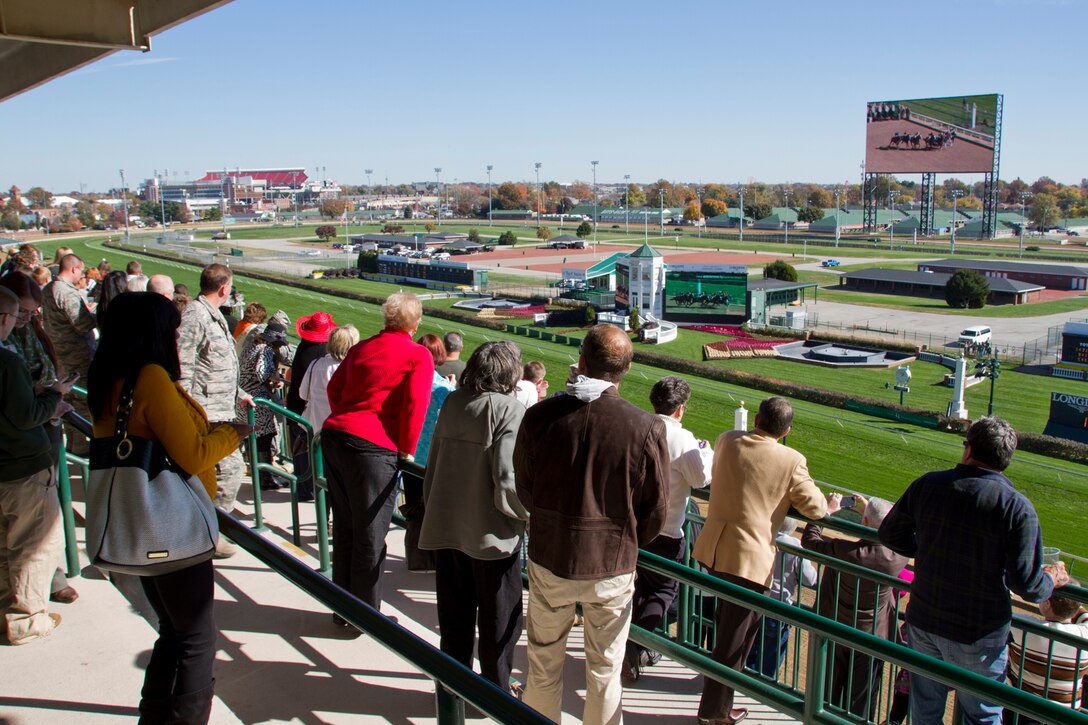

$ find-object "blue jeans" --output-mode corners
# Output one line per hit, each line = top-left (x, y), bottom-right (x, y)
(906, 622), (1009, 725)
(746, 617), (790, 678)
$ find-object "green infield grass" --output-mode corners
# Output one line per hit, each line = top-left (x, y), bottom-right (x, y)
(32, 236), (1088, 554)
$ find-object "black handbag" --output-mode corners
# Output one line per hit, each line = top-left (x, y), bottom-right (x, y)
(85, 375), (219, 575)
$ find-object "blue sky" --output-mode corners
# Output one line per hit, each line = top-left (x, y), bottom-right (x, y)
(2, 0), (1085, 192)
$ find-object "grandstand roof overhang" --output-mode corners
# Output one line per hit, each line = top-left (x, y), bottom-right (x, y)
(0, 0), (235, 103)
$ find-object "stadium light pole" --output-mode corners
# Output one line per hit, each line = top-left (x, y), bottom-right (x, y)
(534, 162), (542, 229)
(738, 185), (744, 242)
(834, 187), (841, 247)
(1018, 191), (1032, 258)
(158, 172), (167, 229)
(624, 174), (631, 236)
(591, 160), (599, 247)
(119, 169), (130, 243)
(659, 188), (665, 237)
(950, 189), (964, 255)
(434, 167), (442, 227)
(365, 169), (373, 213)
(783, 185), (791, 247)
(697, 188), (703, 239)
(486, 165), (493, 227)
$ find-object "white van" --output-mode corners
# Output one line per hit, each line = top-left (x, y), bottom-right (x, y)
(959, 325), (992, 345)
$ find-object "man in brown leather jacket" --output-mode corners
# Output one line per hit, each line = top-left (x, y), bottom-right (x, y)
(515, 324), (669, 725)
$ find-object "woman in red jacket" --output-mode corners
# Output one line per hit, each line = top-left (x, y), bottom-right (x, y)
(321, 292), (434, 621)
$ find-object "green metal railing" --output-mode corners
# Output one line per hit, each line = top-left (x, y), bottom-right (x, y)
(216, 511), (551, 725)
(54, 397), (1087, 725)
(245, 398), (331, 575)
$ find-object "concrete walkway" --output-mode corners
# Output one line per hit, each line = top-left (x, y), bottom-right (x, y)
(1, 471), (798, 725)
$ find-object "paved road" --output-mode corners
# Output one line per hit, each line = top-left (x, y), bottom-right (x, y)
(797, 299), (1084, 348)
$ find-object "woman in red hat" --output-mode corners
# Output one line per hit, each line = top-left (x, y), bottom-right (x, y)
(286, 311), (338, 502)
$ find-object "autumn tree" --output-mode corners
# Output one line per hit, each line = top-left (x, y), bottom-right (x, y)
(318, 198), (349, 219)
(496, 182), (528, 210)
(25, 187), (53, 209)
(425, 222), (436, 233)
(568, 182), (593, 201)
(536, 226), (552, 241)
(622, 183), (646, 208)
(381, 224), (405, 234)
(763, 260), (798, 282)
(1029, 192), (1060, 228)
(796, 206), (825, 223)
(945, 269), (989, 309)
(315, 225), (337, 242)
(744, 203), (772, 221)
(467, 228), (481, 242)
(702, 198), (728, 218)
(1031, 176), (1059, 195)
(806, 186), (834, 208)
(682, 201), (702, 223)
(575, 221), (592, 238)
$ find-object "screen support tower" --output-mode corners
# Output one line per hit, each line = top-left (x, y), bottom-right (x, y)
(980, 94), (1004, 240)
(920, 172), (936, 236)
(863, 173), (880, 233)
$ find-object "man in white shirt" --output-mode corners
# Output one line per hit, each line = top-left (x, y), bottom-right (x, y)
(622, 375), (713, 683)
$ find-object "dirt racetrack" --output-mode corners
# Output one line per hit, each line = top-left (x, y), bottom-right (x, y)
(865, 118), (994, 174)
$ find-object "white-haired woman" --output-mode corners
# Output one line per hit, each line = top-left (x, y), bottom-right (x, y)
(321, 293), (434, 620)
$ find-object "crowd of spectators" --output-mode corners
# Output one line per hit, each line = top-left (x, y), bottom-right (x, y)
(2, 247), (1083, 725)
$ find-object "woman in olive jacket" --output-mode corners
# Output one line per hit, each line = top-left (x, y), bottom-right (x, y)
(418, 341), (528, 692)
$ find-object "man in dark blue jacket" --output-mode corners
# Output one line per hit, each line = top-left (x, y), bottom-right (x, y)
(878, 416), (1069, 725)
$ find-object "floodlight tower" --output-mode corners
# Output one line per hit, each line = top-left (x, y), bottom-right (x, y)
(950, 189), (965, 255)
(783, 185), (791, 246)
(1018, 191), (1032, 258)
(624, 174), (631, 235)
(697, 188), (704, 239)
(534, 162), (542, 227)
(486, 165), (493, 227)
(659, 188), (665, 237)
(119, 169), (130, 242)
(365, 169), (373, 203)
(591, 160), (599, 245)
(834, 187), (841, 247)
(737, 185), (744, 242)
(434, 167), (442, 226)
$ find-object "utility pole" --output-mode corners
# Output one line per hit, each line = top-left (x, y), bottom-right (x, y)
(1018, 191), (1032, 258)
(697, 188), (703, 238)
(486, 165), (493, 227)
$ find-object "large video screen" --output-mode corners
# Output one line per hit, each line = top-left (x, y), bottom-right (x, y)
(663, 265), (748, 322)
(865, 94), (999, 173)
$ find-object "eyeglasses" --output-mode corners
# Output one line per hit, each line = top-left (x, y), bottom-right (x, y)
(0, 312), (14, 321)
(16, 306), (36, 320)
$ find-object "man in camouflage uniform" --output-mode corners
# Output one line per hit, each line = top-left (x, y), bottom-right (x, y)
(178, 264), (253, 557)
(41, 254), (96, 450)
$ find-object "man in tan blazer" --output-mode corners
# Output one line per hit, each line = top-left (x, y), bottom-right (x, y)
(694, 396), (836, 724)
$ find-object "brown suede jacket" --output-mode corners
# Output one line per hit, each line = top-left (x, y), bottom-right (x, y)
(514, 386), (669, 580)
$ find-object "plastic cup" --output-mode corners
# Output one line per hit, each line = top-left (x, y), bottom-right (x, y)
(1042, 547), (1061, 565)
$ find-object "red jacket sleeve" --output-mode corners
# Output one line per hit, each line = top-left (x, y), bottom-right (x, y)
(399, 348), (435, 456)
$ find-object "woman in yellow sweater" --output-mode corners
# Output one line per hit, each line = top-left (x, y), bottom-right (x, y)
(88, 292), (249, 725)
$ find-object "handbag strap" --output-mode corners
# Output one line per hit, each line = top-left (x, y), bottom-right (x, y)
(114, 375), (139, 460)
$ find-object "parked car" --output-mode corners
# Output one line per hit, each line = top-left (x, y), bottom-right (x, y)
(821, 259), (841, 267)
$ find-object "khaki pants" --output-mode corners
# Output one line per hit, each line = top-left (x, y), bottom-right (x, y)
(214, 447), (245, 513)
(0, 467), (62, 644)
(523, 561), (635, 725)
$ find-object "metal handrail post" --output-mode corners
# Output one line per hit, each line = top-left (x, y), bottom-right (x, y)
(56, 452), (80, 577)
(245, 406), (268, 532)
(804, 630), (830, 724)
(312, 433), (331, 577)
(435, 683), (467, 725)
